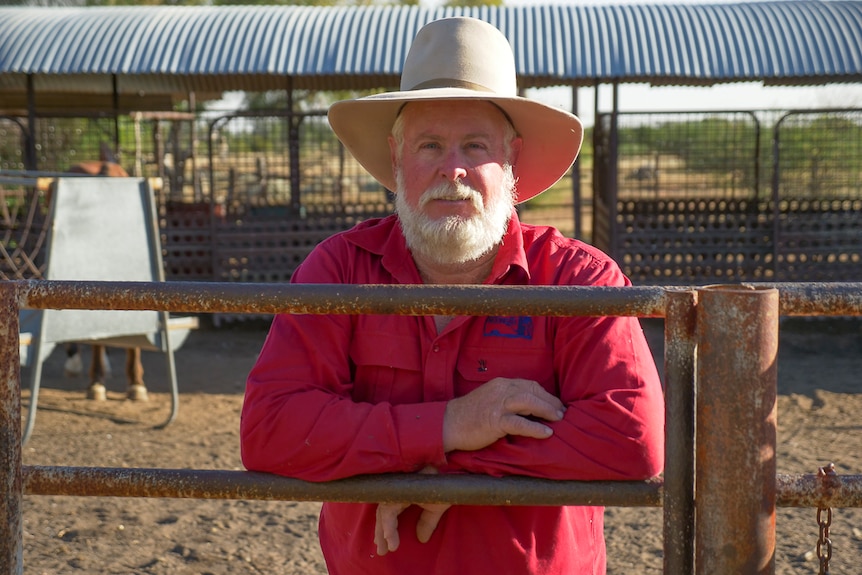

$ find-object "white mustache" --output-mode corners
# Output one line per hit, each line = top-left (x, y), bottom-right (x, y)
(418, 182), (482, 210)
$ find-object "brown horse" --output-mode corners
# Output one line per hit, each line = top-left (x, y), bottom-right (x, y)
(63, 159), (149, 402)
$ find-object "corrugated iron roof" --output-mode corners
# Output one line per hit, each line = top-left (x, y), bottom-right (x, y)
(0, 2), (860, 106)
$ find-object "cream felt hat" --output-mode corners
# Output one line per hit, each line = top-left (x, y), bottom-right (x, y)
(327, 17), (584, 204)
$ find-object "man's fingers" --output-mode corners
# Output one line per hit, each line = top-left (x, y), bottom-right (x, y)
(376, 502), (451, 553)
(521, 380), (566, 414)
(501, 413), (555, 439)
(444, 377), (569, 452)
(374, 503), (407, 555)
(416, 504), (451, 544)
(504, 390), (565, 423)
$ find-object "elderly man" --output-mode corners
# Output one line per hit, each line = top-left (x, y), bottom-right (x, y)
(241, 16), (664, 575)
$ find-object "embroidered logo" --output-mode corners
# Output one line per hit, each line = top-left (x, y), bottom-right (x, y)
(482, 316), (534, 340)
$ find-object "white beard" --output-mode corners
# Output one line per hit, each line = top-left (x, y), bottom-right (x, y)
(395, 165), (517, 266)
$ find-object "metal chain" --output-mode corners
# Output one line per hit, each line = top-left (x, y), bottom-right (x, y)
(816, 463), (836, 575)
(816, 506), (832, 574)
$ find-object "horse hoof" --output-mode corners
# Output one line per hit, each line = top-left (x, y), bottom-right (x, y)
(127, 384), (149, 402)
(87, 383), (107, 401)
(64, 353), (83, 377)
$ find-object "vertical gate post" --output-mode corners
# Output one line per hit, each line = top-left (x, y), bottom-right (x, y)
(695, 285), (778, 575)
(663, 289), (698, 574)
(0, 282), (23, 575)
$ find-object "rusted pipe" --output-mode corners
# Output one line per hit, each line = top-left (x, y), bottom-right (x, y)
(695, 285), (779, 575)
(776, 472), (862, 508)
(16, 280), (669, 318)
(15, 280), (862, 318)
(756, 282), (862, 317)
(0, 283), (23, 575)
(663, 290), (698, 575)
(22, 465), (862, 508)
(23, 466), (663, 507)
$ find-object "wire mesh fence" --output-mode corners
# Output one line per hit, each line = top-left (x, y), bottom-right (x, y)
(594, 109), (862, 285)
(1, 107), (859, 289)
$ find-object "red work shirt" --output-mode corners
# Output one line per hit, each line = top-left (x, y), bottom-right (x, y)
(241, 213), (665, 575)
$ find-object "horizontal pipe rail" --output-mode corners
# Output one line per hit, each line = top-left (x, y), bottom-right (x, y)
(17, 280), (669, 317)
(6, 280), (862, 575)
(23, 467), (661, 506)
(23, 467), (862, 509)
(14, 280), (862, 317)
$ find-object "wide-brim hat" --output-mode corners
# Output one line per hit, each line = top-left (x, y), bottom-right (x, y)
(328, 17), (584, 204)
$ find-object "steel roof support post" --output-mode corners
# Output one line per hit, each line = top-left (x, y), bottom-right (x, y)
(25, 75), (36, 171)
(0, 282), (23, 575)
(695, 285), (778, 575)
(287, 77), (301, 214)
(608, 82), (620, 260)
(112, 74), (121, 157)
(571, 85), (582, 240)
(663, 289), (698, 574)
(771, 116), (786, 281)
(189, 92), (198, 201)
(590, 81), (602, 249)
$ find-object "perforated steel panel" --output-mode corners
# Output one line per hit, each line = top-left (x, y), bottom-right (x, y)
(618, 198), (774, 285)
(212, 203), (392, 284)
(775, 198), (862, 281)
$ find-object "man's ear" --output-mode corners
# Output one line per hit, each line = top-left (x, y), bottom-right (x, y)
(388, 135), (399, 173)
(509, 136), (523, 166)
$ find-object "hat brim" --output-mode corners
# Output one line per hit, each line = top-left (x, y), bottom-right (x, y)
(328, 88), (584, 204)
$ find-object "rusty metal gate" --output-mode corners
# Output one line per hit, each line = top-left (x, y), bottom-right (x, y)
(772, 109), (862, 282)
(4, 107), (860, 289)
(593, 108), (862, 286)
(2, 280), (862, 575)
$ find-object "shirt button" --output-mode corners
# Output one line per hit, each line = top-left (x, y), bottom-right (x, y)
(433, 345), (440, 352)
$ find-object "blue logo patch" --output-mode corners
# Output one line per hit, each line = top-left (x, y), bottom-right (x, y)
(483, 316), (534, 340)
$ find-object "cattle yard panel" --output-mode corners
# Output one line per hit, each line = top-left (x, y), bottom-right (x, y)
(594, 109), (862, 285)
(2, 280), (862, 575)
(2, 108), (860, 289)
(0, 117), (27, 172)
(773, 110), (862, 282)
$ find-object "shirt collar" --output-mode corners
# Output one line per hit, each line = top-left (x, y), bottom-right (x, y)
(489, 210), (530, 284)
(344, 211), (530, 285)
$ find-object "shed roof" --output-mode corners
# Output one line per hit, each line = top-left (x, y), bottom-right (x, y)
(1, 2), (860, 112)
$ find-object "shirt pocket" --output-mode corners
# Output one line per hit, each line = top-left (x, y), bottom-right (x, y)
(349, 332), (422, 404)
(455, 346), (556, 397)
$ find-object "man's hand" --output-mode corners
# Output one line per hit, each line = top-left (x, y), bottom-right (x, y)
(443, 377), (565, 452)
(374, 502), (451, 555)
(374, 466), (450, 555)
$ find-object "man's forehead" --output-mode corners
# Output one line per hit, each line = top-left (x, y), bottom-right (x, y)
(399, 100), (513, 132)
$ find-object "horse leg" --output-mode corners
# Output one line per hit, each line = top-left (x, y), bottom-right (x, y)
(86, 345), (107, 400)
(126, 347), (148, 401)
(63, 343), (83, 377)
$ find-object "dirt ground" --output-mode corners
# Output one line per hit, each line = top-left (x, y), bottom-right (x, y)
(18, 315), (862, 575)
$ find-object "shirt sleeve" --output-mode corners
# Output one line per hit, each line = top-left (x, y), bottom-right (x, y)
(445, 313), (665, 481)
(240, 241), (449, 481)
(446, 250), (665, 481)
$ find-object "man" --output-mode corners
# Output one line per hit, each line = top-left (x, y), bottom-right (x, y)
(241, 16), (664, 575)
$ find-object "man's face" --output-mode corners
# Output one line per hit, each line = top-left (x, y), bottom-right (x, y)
(389, 100), (522, 266)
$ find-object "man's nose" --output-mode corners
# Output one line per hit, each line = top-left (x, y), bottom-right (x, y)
(439, 150), (468, 182)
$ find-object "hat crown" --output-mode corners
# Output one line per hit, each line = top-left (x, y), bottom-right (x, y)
(400, 17), (517, 97)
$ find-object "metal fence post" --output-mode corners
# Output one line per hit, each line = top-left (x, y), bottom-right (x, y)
(695, 285), (778, 575)
(0, 282), (23, 575)
(663, 289), (698, 574)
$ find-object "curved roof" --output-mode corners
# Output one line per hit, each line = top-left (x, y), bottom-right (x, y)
(0, 2), (860, 111)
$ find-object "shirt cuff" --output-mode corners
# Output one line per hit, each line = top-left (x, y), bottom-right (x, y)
(393, 401), (449, 469)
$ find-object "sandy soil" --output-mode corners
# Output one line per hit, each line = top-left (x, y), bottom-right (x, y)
(17, 316), (862, 574)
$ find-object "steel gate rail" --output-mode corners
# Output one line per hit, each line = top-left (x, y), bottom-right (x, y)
(3, 280), (862, 575)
